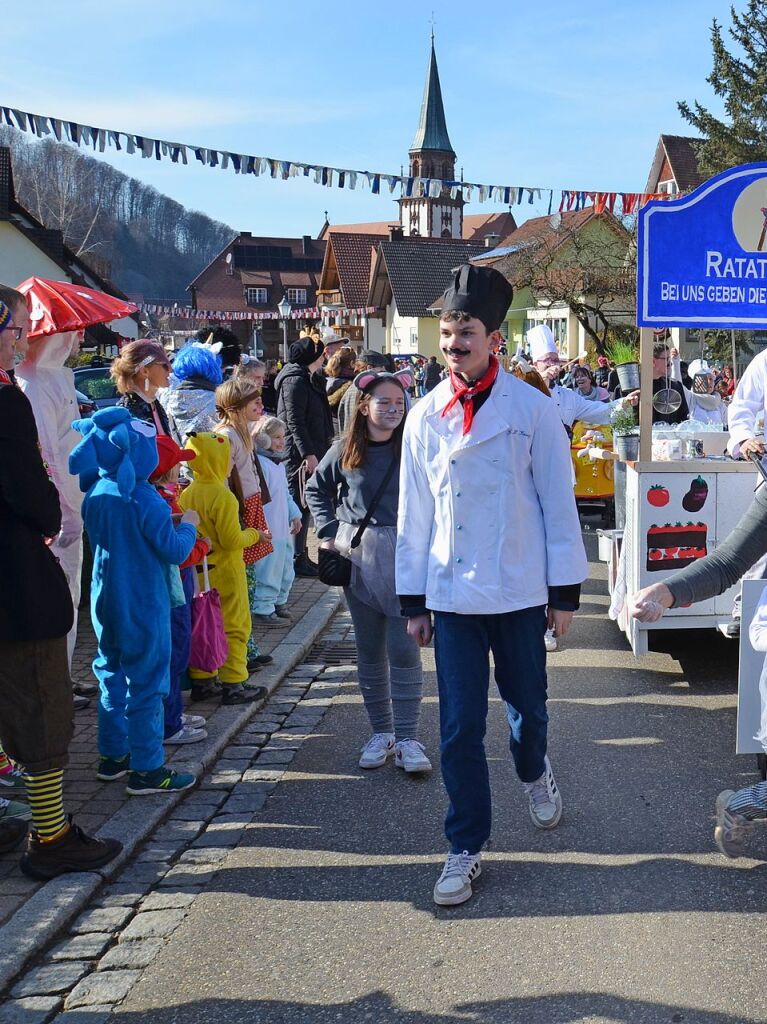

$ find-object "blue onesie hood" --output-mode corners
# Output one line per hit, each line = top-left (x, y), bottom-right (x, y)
(69, 406), (159, 501)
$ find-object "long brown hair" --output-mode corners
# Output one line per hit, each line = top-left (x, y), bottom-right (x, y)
(214, 378), (261, 452)
(341, 378), (406, 470)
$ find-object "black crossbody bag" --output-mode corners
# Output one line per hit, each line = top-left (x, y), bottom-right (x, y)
(317, 456), (398, 587)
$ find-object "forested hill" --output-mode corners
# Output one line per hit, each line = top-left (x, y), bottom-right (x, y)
(0, 127), (234, 301)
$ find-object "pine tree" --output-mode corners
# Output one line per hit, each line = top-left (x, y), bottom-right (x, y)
(678, 1), (767, 176)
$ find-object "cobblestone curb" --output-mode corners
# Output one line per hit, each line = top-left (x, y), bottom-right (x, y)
(0, 589), (342, 998)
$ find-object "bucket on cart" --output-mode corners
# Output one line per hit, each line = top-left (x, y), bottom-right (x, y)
(616, 362), (640, 392)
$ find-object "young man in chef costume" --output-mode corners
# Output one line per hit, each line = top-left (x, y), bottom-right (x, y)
(396, 264), (588, 906)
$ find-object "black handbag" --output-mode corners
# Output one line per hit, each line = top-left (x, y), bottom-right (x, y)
(317, 456), (398, 587)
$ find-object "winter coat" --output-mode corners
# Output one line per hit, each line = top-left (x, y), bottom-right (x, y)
(119, 390), (174, 438)
(0, 379), (73, 642)
(275, 363), (334, 472)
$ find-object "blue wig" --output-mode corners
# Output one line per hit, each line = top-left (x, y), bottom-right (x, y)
(172, 343), (223, 386)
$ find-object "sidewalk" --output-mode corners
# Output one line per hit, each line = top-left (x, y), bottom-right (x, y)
(0, 557), (341, 992)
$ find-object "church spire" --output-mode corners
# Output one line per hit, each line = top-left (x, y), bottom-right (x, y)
(410, 37), (455, 155)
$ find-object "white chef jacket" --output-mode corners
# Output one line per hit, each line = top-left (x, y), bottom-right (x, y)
(17, 332), (84, 670)
(396, 370), (588, 615)
(727, 349), (767, 457)
(550, 383), (617, 429)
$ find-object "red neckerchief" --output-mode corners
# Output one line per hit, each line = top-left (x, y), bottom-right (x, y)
(0, 369), (12, 386)
(441, 354), (499, 435)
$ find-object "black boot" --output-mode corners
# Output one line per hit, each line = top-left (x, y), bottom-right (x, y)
(294, 554), (319, 578)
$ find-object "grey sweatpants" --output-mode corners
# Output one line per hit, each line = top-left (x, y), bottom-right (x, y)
(344, 588), (424, 741)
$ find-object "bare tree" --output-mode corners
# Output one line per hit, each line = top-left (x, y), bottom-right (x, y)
(495, 212), (636, 356)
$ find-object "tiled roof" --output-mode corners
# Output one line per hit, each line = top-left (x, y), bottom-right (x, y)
(463, 212), (518, 246)
(377, 237), (485, 317)
(328, 233), (385, 308)
(660, 135), (704, 191)
(325, 221), (393, 236)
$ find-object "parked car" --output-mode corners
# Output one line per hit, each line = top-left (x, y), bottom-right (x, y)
(73, 367), (119, 409)
(75, 389), (96, 418)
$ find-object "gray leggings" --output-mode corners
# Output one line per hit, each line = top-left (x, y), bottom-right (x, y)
(344, 588), (424, 741)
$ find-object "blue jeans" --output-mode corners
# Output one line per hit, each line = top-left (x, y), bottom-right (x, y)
(433, 606), (548, 854)
(164, 567), (194, 738)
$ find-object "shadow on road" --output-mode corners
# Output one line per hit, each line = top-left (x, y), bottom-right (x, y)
(111, 990), (766, 1024)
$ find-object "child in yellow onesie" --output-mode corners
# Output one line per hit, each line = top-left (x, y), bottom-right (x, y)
(179, 432), (268, 706)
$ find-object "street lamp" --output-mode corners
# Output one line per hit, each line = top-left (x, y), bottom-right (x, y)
(277, 295), (292, 363)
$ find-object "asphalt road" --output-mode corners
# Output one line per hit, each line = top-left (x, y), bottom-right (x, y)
(114, 532), (767, 1024)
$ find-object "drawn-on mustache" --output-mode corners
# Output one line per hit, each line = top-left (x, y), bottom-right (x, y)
(445, 348), (470, 356)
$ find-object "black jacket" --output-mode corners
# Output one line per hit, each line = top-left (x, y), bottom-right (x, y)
(275, 363), (334, 469)
(119, 390), (173, 437)
(0, 381), (74, 642)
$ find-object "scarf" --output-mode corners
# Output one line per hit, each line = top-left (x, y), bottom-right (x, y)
(441, 355), (499, 435)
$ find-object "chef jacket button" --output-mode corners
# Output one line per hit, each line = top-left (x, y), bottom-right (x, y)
(456, 525), (462, 530)
(456, 557), (463, 564)
(456, 491), (461, 497)
(451, 459), (456, 465)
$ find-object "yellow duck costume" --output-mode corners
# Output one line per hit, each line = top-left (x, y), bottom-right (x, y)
(178, 432), (259, 685)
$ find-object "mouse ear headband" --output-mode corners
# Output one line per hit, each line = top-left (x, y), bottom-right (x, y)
(353, 368), (413, 393)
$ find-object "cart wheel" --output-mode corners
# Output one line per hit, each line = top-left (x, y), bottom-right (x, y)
(758, 753), (767, 782)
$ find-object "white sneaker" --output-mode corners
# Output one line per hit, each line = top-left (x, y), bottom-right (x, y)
(358, 732), (395, 769)
(165, 724), (208, 745)
(714, 789), (753, 858)
(182, 713), (206, 730)
(523, 755), (562, 829)
(433, 850), (482, 906)
(544, 628), (558, 652)
(394, 739), (432, 774)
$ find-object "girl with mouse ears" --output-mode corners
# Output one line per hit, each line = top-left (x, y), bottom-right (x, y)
(304, 369), (431, 776)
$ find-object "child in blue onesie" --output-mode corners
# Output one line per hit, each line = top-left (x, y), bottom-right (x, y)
(70, 406), (199, 795)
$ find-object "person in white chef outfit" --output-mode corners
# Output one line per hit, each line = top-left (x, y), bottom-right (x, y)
(716, 348), (767, 637)
(396, 264), (589, 907)
(528, 324), (636, 433)
(17, 329), (89, 700)
(527, 324), (637, 650)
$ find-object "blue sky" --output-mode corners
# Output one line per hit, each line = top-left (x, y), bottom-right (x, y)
(2, 0), (731, 236)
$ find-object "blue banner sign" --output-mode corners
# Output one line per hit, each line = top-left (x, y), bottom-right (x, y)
(637, 163), (767, 328)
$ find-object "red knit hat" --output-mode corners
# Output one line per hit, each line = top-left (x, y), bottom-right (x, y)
(150, 435), (196, 480)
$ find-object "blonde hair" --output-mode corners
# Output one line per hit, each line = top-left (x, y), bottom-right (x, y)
(326, 348), (355, 378)
(214, 378), (261, 452)
(110, 340), (168, 395)
(253, 415), (285, 450)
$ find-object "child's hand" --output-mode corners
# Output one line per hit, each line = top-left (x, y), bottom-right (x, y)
(259, 528), (272, 542)
(201, 538), (212, 552)
(180, 510), (200, 527)
(290, 517), (302, 535)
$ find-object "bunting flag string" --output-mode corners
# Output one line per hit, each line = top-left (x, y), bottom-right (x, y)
(141, 304), (376, 322)
(0, 103), (672, 218)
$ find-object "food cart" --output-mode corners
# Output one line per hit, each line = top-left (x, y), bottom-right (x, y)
(601, 162), (767, 655)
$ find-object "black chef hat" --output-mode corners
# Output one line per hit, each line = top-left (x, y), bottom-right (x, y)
(439, 264), (514, 332)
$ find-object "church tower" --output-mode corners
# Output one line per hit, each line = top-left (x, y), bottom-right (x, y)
(399, 36), (464, 238)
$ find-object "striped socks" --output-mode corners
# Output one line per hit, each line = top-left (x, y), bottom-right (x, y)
(22, 769), (68, 841)
(0, 749), (11, 775)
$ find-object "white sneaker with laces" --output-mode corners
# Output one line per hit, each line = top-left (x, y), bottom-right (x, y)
(182, 713), (206, 730)
(433, 850), (482, 906)
(714, 789), (753, 858)
(544, 628), (558, 652)
(165, 724), (207, 745)
(358, 732), (395, 769)
(394, 739), (432, 774)
(523, 755), (563, 829)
